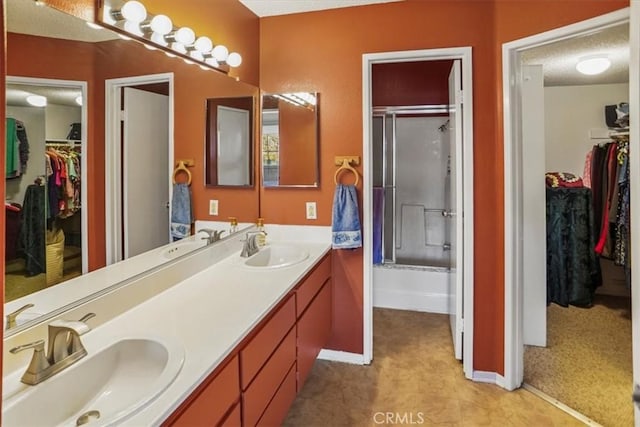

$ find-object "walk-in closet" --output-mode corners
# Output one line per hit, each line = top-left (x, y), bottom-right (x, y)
(520, 22), (632, 426)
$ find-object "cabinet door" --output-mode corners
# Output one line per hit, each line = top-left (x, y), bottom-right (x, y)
(169, 356), (240, 426)
(256, 363), (297, 427)
(297, 279), (332, 391)
(296, 255), (331, 318)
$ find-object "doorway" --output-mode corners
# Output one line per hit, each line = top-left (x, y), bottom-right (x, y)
(105, 73), (174, 265)
(362, 48), (474, 379)
(503, 6), (635, 425)
(4, 76), (87, 302)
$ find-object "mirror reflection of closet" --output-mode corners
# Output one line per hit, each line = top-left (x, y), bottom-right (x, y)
(5, 79), (86, 303)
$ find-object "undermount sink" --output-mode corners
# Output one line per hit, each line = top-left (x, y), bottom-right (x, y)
(243, 244), (309, 269)
(2, 337), (184, 427)
(161, 240), (205, 260)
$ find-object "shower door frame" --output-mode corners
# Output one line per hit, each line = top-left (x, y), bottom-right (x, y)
(362, 48), (475, 380)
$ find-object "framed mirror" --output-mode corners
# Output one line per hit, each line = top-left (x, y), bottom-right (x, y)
(261, 92), (319, 187)
(205, 97), (254, 187)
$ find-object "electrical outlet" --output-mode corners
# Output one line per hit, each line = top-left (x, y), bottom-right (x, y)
(209, 200), (219, 216)
(306, 202), (317, 220)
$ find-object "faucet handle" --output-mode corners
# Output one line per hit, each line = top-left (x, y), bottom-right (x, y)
(6, 303), (35, 330)
(198, 228), (215, 236)
(10, 340), (50, 384)
(9, 339), (45, 355)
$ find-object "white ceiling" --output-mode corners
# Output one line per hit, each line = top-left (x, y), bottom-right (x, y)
(238, 0), (404, 17)
(6, 84), (82, 108)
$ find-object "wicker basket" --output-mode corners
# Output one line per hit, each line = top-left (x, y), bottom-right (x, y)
(46, 228), (65, 287)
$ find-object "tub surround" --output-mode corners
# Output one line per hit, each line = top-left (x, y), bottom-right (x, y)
(3, 225), (331, 426)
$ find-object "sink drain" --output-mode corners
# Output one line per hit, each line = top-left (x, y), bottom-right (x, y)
(76, 410), (100, 426)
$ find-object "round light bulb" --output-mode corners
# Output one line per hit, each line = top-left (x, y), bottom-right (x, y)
(26, 95), (47, 107)
(227, 52), (242, 67)
(75, 95), (83, 106)
(151, 32), (168, 47)
(150, 14), (172, 35)
(171, 42), (187, 54)
(175, 27), (195, 45)
(194, 36), (213, 53)
(576, 55), (611, 75)
(212, 45), (228, 62)
(120, 1), (147, 24)
(205, 57), (220, 68)
(124, 21), (143, 36)
(190, 50), (204, 61)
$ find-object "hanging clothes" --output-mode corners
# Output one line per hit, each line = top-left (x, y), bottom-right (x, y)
(45, 145), (82, 219)
(6, 118), (19, 178)
(19, 184), (47, 276)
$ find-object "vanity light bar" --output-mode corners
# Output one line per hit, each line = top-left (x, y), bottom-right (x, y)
(273, 93), (317, 108)
(101, 0), (242, 74)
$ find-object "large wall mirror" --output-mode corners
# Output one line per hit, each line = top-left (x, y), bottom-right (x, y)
(4, 0), (259, 335)
(261, 92), (319, 187)
(205, 97), (254, 187)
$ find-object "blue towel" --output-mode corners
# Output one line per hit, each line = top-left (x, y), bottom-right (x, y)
(372, 187), (384, 263)
(332, 184), (362, 249)
(171, 183), (193, 241)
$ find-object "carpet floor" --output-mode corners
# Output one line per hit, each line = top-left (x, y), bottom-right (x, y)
(284, 308), (583, 426)
(524, 295), (633, 427)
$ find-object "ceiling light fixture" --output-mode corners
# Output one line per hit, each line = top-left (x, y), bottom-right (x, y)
(101, 0), (242, 73)
(75, 95), (83, 106)
(576, 55), (611, 75)
(26, 95), (47, 107)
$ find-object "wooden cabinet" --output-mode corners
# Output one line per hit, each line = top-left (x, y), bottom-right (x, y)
(167, 356), (240, 427)
(166, 252), (332, 427)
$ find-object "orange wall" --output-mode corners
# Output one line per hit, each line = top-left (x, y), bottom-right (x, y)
(260, 0), (628, 370)
(278, 102), (317, 185)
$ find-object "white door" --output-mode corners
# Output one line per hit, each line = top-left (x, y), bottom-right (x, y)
(521, 65), (547, 347)
(447, 60), (464, 360)
(123, 87), (170, 258)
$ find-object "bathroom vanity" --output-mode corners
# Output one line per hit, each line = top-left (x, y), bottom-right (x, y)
(2, 226), (332, 427)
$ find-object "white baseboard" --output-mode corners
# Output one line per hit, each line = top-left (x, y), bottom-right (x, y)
(373, 266), (451, 313)
(318, 349), (367, 365)
(473, 370), (506, 388)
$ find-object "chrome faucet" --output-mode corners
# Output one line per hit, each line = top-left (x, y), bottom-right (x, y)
(240, 231), (267, 258)
(9, 313), (95, 385)
(6, 303), (35, 330)
(198, 228), (226, 245)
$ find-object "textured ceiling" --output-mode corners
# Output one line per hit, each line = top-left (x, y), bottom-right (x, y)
(239, 0), (404, 17)
(521, 23), (629, 86)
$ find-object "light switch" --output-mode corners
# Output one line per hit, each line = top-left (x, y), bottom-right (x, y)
(209, 200), (219, 216)
(306, 202), (317, 220)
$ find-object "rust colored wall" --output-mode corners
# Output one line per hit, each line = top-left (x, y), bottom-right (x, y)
(278, 102), (317, 185)
(260, 0), (628, 370)
(372, 60), (452, 107)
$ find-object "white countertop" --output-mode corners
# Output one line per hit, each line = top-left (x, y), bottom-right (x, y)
(101, 239), (330, 425)
(2, 224), (331, 426)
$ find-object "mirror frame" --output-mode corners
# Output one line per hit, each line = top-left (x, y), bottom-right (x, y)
(261, 92), (320, 188)
(205, 96), (255, 188)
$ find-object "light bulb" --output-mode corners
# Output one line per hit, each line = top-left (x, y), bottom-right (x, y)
(212, 45), (228, 62)
(227, 52), (242, 67)
(26, 95), (47, 107)
(151, 32), (168, 47)
(124, 21), (143, 36)
(205, 57), (220, 68)
(174, 27), (195, 45)
(190, 51), (204, 61)
(75, 95), (83, 106)
(194, 36), (213, 53)
(576, 55), (611, 75)
(150, 14), (172, 35)
(171, 42), (187, 54)
(120, 1), (147, 24)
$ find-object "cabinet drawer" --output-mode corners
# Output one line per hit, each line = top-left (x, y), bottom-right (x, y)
(296, 254), (331, 318)
(242, 327), (296, 427)
(297, 280), (332, 391)
(241, 296), (295, 389)
(256, 363), (297, 427)
(170, 356), (240, 426)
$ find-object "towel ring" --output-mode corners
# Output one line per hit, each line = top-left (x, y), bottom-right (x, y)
(334, 160), (359, 186)
(172, 161), (192, 185)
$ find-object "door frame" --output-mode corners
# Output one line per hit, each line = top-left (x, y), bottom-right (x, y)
(6, 75), (89, 274)
(502, 8), (632, 391)
(104, 73), (174, 265)
(362, 47), (475, 379)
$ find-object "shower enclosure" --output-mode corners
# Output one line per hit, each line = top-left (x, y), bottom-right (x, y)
(372, 106), (451, 270)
